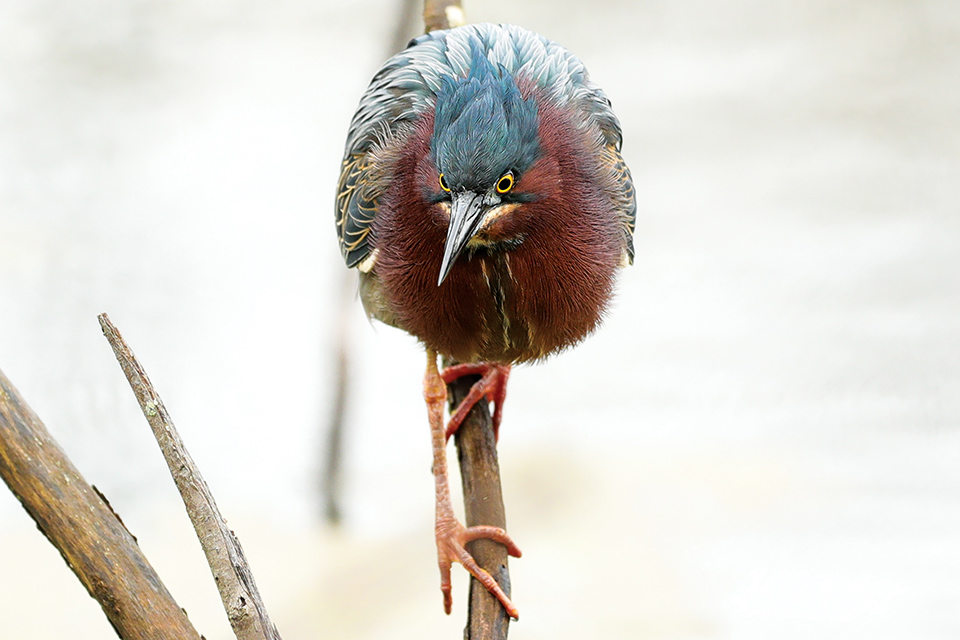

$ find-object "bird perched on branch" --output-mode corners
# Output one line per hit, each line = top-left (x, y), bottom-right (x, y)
(336, 23), (635, 619)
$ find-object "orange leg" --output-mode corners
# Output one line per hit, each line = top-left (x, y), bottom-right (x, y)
(424, 349), (521, 619)
(441, 362), (511, 442)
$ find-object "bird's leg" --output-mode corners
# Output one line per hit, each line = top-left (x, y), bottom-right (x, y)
(424, 349), (521, 619)
(441, 362), (511, 441)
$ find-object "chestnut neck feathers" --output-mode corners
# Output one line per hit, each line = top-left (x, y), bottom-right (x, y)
(370, 102), (622, 364)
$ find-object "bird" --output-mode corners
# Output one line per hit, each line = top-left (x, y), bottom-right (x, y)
(335, 23), (635, 620)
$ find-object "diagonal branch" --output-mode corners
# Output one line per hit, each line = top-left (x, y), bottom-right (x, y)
(0, 366), (201, 640)
(99, 314), (282, 640)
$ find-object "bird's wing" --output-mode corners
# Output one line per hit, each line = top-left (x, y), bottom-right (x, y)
(335, 152), (378, 268)
(496, 24), (636, 264)
(602, 143), (637, 264)
(336, 43), (439, 267)
(520, 31), (636, 265)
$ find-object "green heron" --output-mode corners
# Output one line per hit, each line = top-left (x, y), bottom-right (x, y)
(336, 23), (635, 619)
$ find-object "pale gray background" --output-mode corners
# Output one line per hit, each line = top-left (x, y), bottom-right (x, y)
(1, 0), (958, 638)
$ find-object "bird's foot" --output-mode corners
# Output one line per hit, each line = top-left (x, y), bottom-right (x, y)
(426, 351), (520, 618)
(436, 507), (522, 620)
(441, 362), (511, 441)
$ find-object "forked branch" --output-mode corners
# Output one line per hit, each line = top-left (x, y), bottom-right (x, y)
(0, 367), (201, 640)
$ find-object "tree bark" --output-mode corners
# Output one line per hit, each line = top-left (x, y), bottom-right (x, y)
(423, 0), (466, 33)
(449, 373), (513, 640)
(0, 367), (201, 640)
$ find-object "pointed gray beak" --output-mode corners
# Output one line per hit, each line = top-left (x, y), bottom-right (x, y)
(438, 190), (486, 285)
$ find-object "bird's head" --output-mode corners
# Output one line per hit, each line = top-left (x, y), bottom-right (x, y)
(427, 45), (542, 285)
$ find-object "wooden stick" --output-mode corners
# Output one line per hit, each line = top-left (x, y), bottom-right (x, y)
(0, 367), (201, 640)
(320, 0), (420, 526)
(321, 271), (352, 524)
(448, 372), (514, 640)
(99, 314), (282, 640)
(423, 0), (466, 33)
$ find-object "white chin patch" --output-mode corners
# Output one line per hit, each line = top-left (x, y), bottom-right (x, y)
(467, 203), (521, 248)
(479, 203), (519, 231)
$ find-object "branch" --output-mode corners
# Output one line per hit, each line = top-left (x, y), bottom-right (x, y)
(99, 314), (281, 640)
(449, 373), (514, 640)
(423, 0), (465, 33)
(320, 0), (419, 525)
(0, 367), (201, 640)
(321, 272), (352, 524)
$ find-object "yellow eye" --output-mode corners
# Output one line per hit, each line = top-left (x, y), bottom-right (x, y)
(495, 172), (514, 194)
(438, 173), (451, 192)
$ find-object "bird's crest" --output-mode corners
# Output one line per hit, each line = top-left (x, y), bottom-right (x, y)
(430, 43), (540, 191)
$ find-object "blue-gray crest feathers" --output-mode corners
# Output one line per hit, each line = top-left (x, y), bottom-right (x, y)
(431, 43), (540, 190)
(342, 24), (623, 159)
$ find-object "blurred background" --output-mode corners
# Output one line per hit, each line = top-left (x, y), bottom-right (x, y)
(2, 0), (959, 638)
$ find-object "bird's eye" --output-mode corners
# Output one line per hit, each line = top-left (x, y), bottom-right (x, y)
(495, 172), (515, 194)
(438, 173), (451, 192)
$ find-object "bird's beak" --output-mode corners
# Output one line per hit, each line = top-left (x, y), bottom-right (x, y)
(438, 190), (486, 286)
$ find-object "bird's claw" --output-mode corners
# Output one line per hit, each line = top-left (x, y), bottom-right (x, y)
(436, 514), (522, 620)
(441, 363), (511, 441)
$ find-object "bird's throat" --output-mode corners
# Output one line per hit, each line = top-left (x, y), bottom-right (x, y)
(450, 203), (523, 253)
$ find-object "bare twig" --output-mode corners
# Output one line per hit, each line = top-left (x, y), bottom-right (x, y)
(320, 0), (420, 525)
(447, 369), (514, 640)
(99, 314), (281, 640)
(423, 0), (466, 32)
(321, 273), (352, 524)
(0, 367), (201, 640)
